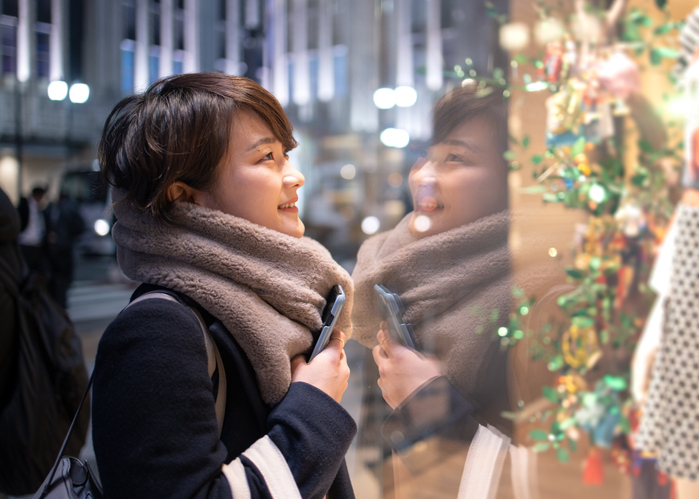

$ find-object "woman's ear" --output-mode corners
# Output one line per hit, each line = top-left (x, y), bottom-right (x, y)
(166, 181), (197, 203)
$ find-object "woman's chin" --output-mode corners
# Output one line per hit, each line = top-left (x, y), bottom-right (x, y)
(281, 220), (305, 238)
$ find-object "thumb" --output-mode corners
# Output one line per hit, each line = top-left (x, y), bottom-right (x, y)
(377, 329), (394, 356)
(323, 328), (346, 356)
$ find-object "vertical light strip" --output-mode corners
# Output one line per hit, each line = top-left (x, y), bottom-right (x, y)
(317, 0), (333, 102)
(395, 0), (413, 87)
(183, 0), (199, 72)
(17, 0), (32, 82)
(134, 0), (150, 90)
(426, 0), (442, 91)
(272, 0), (288, 105)
(260, 0), (272, 89)
(226, 0), (240, 75)
(49, 0), (65, 81)
(245, 0), (260, 29)
(292, 0), (309, 106)
(160, 0), (173, 77)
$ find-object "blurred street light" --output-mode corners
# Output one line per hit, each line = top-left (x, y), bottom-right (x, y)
(394, 85), (417, 107)
(373, 87), (396, 109)
(69, 83), (90, 104)
(380, 128), (410, 148)
(47, 80), (68, 101)
(48, 81), (90, 103)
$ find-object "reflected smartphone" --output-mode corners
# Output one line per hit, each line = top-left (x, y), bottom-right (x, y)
(308, 285), (346, 362)
(374, 284), (419, 350)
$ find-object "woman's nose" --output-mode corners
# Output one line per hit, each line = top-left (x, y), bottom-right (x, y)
(412, 160), (438, 186)
(283, 164), (305, 188)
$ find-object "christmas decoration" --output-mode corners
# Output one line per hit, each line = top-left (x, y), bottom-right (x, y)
(474, 0), (685, 486)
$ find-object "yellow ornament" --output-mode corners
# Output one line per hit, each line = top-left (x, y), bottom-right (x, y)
(561, 323), (600, 369)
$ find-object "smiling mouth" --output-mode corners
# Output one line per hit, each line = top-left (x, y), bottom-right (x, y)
(415, 197), (444, 212)
(278, 202), (296, 209)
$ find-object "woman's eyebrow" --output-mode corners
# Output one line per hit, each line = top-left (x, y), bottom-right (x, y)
(246, 137), (278, 152)
(443, 139), (481, 153)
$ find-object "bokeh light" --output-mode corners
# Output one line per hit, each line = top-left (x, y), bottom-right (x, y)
(361, 216), (381, 235)
(340, 164), (356, 180)
(413, 215), (431, 233)
(387, 172), (403, 188)
(380, 128), (410, 148)
(47, 80), (68, 101)
(69, 83), (90, 104)
(394, 86), (417, 107)
(499, 22), (530, 51)
(373, 87), (396, 109)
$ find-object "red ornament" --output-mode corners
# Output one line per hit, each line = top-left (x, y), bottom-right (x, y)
(582, 447), (604, 485)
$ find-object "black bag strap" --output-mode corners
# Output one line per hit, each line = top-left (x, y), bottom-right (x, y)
(38, 374), (93, 497)
(38, 289), (228, 497)
(131, 291), (227, 433)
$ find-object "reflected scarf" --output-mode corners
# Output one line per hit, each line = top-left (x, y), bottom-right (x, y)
(111, 190), (353, 405)
(351, 211), (510, 411)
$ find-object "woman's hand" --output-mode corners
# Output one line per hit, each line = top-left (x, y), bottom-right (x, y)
(372, 325), (442, 409)
(291, 329), (349, 403)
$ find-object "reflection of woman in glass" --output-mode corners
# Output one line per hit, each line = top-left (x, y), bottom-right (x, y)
(92, 73), (356, 498)
(352, 86), (512, 496)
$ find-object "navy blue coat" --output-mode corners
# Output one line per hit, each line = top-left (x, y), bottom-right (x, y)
(92, 284), (356, 499)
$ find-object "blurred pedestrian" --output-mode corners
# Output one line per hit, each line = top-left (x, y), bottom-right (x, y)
(46, 192), (84, 308)
(17, 186), (50, 276)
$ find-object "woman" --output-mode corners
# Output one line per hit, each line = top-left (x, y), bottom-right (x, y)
(92, 73), (356, 499)
(351, 86), (513, 497)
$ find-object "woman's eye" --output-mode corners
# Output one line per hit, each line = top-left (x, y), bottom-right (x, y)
(262, 152), (274, 161)
(446, 154), (469, 164)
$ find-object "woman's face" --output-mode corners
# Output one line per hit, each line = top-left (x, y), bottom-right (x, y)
(408, 118), (508, 238)
(198, 110), (306, 238)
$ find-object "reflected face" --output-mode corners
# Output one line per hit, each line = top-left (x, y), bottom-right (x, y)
(408, 118), (508, 238)
(198, 111), (305, 238)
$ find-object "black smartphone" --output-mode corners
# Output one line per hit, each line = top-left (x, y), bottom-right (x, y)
(308, 285), (346, 361)
(374, 284), (419, 350)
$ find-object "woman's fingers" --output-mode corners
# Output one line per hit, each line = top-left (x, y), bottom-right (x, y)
(376, 329), (393, 357)
(322, 328), (346, 361)
(328, 328), (346, 349)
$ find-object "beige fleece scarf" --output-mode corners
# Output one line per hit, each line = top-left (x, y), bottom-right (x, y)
(112, 189), (353, 405)
(351, 211), (510, 408)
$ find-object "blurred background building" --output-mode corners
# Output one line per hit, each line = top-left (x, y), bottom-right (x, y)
(3, 1), (699, 498)
(0, 0), (506, 263)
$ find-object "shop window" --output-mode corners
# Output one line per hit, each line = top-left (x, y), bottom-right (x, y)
(173, 49), (184, 74)
(123, 0), (136, 41)
(120, 39), (135, 95)
(2, 0), (18, 18)
(333, 45), (347, 97)
(1, 21), (17, 75)
(149, 49), (159, 84)
(35, 28), (50, 78)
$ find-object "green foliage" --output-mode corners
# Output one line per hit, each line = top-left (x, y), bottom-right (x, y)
(530, 429), (549, 441)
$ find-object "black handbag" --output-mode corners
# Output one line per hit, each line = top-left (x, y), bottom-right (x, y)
(31, 374), (103, 499)
(0, 258), (89, 495)
(31, 290), (225, 498)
